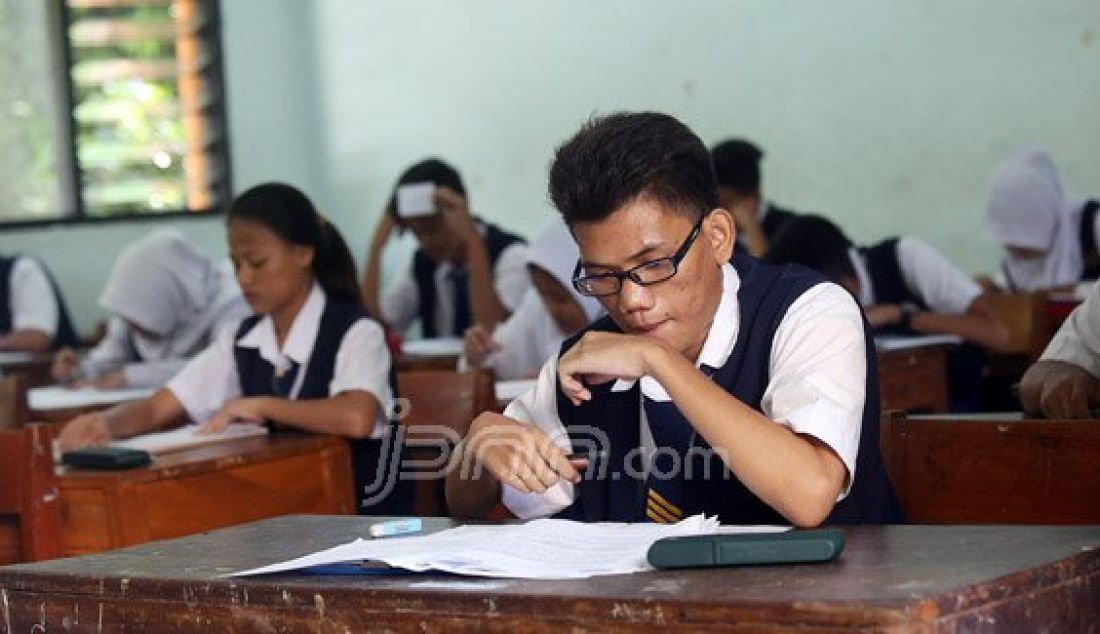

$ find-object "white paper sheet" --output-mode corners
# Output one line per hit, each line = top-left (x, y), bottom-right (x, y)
(227, 515), (790, 580)
(111, 423), (268, 455)
(0, 351), (36, 365)
(28, 385), (156, 411)
(401, 337), (464, 357)
(495, 378), (538, 402)
(874, 334), (962, 352)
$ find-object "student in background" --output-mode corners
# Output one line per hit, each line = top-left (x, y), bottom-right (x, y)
(1019, 280), (1100, 419)
(0, 254), (79, 352)
(710, 139), (800, 257)
(447, 112), (901, 526)
(464, 216), (603, 380)
(766, 215), (1010, 411)
(58, 183), (408, 514)
(51, 230), (249, 389)
(985, 147), (1099, 292)
(361, 159), (530, 338)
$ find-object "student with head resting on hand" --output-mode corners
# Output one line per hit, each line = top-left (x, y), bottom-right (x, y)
(1019, 280), (1100, 419)
(709, 138), (800, 258)
(446, 112), (902, 527)
(361, 158), (530, 339)
(51, 229), (249, 389)
(985, 147), (1099, 292)
(464, 215), (603, 380)
(58, 183), (409, 515)
(0, 253), (79, 353)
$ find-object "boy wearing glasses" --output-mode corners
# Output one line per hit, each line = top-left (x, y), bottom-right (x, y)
(446, 112), (901, 527)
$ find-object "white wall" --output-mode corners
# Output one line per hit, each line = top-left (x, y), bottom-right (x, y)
(3, 0), (1099, 332)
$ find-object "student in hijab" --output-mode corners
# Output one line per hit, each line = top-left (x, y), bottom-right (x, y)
(464, 216), (603, 379)
(985, 147), (1099, 292)
(51, 229), (249, 389)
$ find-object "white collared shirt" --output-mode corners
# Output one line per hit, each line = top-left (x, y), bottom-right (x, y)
(1041, 280), (1100, 377)
(167, 283), (393, 437)
(501, 263), (867, 519)
(6, 256), (59, 337)
(381, 227), (530, 336)
(847, 237), (981, 314)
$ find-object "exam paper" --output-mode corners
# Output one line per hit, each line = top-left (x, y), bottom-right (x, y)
(227, 515), (788, 580)
(111, 423), (268, 454)
(874, 334), (962, 352)
(28, 385), (156, 411)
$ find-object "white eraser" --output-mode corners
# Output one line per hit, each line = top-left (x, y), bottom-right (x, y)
(396, 182), (436, 218)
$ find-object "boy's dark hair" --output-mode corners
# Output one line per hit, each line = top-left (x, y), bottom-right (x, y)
(548, 112), (718, 226)
(388, 158), (466, 216)
(764, 214), (856, 281)
(710, 139), (763, 195)
(228, 182), (362, 307)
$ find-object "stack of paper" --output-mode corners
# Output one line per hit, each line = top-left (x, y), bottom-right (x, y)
(29, 386), (156, 411)
(112, 423), (268, 455)
(229, 515), (734, 579)
(874, 334), (962, 352)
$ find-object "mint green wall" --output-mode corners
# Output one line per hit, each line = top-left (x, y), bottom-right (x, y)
(3, 0), (1098, 332)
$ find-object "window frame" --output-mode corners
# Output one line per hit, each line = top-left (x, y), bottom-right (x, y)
(0, 0), (232, 230)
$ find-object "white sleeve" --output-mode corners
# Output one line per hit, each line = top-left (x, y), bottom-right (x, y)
(1040, 280), (1100, 377)
(896, 236), (981, 315)
(499, 356), (577, 519)
(492, 243), (533, 313)
(763, 282), (867, 497)
(9, 258), (59, 336)
(380, 264), (420, 332)
(123, 358), (190, 389)
(330, 317), (393, 439)
(79, 317), (135, 378)
(483, 290), (553, 380)
(166, 327), (240, 425)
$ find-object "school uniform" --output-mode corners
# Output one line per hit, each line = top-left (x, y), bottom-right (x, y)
(986, 148), (1099, 291)
(473, 217), (603, 380)
(501, 256), (902, 525)
(381, 220), (529, 337)
(0, 254), (79, 350)
(80, 230), (250, 388)
(167, 282), (409, 515)
(1040, 280), (1100, 376)
(851, 236), (986, 411)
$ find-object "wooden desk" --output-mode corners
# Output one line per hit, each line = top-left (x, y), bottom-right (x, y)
(2, 517), (1098, 631)
(55, 433), (356, 557)
(876, 345), (950, 414)
(882, 411), (1100, 523)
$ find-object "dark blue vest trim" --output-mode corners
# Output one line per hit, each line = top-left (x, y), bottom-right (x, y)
(553, 254), (902, 524)
(1080, 200), (1099, 280)
(860, 239), (925, 311)
(412, 220), (525, 337)
(233, 297), (410, 515)
(0, 255), (80, 351)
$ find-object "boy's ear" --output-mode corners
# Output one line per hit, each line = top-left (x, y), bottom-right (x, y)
(706, 208), (736, 264)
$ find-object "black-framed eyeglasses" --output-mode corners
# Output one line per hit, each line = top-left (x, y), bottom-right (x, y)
(572, 214), (705, 297)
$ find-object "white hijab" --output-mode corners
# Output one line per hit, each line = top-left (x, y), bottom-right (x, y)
(99, 229), (221, 337)
(525, 215), (604, 322)
(985, 147), (1085, 291)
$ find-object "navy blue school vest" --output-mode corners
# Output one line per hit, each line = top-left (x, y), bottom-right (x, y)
(553, 255), (902, 525)
(232, 297), (410, 515)
(859, 239), (925, 309)
(1080, 200), (1099, 280)
(412, 220), (525, 337)
(0, 255), (80, 350)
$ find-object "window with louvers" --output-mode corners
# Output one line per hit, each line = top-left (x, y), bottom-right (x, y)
(64, 0), (230, 218)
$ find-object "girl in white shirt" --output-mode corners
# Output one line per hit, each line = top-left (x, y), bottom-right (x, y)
(464, 216), (603, 379)
(59, 183), (407, 514)
(51, 230), (249, 388)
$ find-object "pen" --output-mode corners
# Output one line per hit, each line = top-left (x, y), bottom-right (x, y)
(369, 518), (422, 538)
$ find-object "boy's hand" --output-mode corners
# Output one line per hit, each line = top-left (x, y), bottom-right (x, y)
(557, 331), (663, 405)
(464, 324), (501, 366)
(58, 412), (111, 452)
(465, 411), (580, 494)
